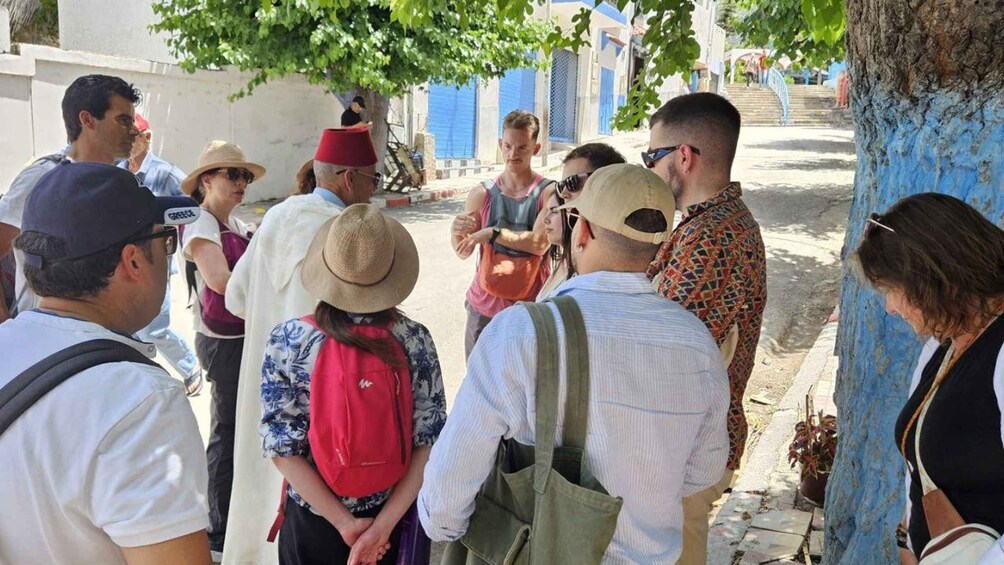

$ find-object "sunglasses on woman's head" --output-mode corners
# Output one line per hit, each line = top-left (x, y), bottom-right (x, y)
(557, 173), (591, 194)
(865, 212), (895, 236)
(214, 167), (255, 184)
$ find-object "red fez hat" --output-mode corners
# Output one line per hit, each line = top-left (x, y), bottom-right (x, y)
(314, 127), (377, 167)
(134, 113), (150, 132)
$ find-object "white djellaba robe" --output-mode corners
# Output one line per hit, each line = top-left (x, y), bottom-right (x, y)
(222, 193), (343, 564)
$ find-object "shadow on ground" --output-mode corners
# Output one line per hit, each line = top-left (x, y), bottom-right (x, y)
(753, 158), (856, 172)
(747, 138), (856, 155)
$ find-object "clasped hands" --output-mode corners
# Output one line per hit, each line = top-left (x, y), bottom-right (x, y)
(337, 515), (393, 565)
(452, 212), (492, 256)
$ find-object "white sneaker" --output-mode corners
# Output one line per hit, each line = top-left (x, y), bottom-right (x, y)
(210, 550), (223, 564)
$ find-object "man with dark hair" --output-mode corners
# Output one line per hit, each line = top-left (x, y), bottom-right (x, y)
(558, 142), (627, 201)
(123, 113), (203, 396)
(422, 164), (729, 563)
(0, 74), (142, 322)
(340, 95), (370, 128)
(451, 109), (554, 358)
(643, 92), (767, 565)
(0, 162), (211, 564)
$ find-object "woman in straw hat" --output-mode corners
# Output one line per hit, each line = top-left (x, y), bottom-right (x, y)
(259, 204), (446, 565)
(179, 139), (266, 558)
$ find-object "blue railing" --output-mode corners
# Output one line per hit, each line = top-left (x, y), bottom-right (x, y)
(766, 68), (791, 126)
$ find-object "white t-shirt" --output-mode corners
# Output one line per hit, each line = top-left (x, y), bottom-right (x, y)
(0, 153), (67, 316)
(181, 211), (250, 339)
(0, 311), (209, 564)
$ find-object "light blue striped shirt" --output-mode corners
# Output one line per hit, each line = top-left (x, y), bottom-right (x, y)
(419, 271), (730, 564)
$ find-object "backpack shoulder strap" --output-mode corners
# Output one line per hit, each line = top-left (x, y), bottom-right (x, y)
(522, 301), (560, 495)
(0, 339), (160, 437)
(33, 153), (67, 166)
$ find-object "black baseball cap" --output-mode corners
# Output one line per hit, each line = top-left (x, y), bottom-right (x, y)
(352, 95), (366, 108)
(20, 162), (201, 267)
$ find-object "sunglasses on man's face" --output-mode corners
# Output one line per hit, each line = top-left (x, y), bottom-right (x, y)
(557, 172), (591, 194)
(641, 144), (701, 168)
(354, 170), (383, 190)
(127, 226), (179, 256)
(564, 209), (595, 239)
(214, 167), (255, 184)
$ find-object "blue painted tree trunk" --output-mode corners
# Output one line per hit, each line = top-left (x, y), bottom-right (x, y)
(825, 2), (1004, 562)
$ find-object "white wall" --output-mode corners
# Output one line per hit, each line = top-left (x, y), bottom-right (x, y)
(476, 78), (500, 164)
(58, 0), (178, 65)
(0, 45), (343, 202)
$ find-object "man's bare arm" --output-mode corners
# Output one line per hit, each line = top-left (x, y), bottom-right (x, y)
(120, 530), (212, 565)
(452, 186), (486, 259)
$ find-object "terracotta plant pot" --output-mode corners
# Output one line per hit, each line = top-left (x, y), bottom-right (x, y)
(800, 469), (829, 506)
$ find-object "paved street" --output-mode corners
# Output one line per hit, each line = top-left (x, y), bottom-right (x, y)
(167, 126), (856, 468)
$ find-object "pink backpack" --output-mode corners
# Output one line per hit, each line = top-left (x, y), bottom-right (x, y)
(268, 316), (413, 541)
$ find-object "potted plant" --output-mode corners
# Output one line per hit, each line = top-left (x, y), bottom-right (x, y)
(788, 395), (838, 505)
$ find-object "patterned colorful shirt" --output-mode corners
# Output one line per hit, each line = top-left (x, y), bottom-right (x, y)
(647, 182), (767, 469)
(260, 314), (447, 513)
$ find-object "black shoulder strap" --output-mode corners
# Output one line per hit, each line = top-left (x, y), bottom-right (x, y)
(0, 339), (160, 437)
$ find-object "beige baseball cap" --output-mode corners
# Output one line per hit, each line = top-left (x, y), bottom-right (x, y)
(557, 163), (675, 244)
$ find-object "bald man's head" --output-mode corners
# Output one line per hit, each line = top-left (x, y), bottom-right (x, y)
(649, 93), (741, 173)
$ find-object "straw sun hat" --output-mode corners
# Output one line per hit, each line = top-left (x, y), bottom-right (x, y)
(181, 140), (267, 196)
(301, 204), (419, 314)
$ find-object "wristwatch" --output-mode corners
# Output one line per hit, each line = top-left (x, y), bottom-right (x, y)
(489, 227), (501, 245)
(896, 524), (909, 549)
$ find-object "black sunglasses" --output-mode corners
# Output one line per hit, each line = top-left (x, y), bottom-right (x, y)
(641, 145), (701, 168)
(557, 172), (591, 194)
(127, 226), (179, 255)
(213, 167), (255, 184)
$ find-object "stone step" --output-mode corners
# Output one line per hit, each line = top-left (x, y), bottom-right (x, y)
(435, 164), (494, 180)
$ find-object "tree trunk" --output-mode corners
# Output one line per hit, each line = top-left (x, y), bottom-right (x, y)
(825, 2), (1004, 563)
(361, 89), (391, 187)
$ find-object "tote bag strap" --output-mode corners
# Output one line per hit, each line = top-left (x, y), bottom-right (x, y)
(553, 296), (589, 450)
(523, 301), (560, 495)
(523, 296), (591, 496)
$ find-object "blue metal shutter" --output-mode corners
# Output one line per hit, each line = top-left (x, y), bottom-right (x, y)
(598, 67), (615, 135)
(549, 49), (579, 143)
(498, 67), (537, 136)
(428, 82), (478, 159)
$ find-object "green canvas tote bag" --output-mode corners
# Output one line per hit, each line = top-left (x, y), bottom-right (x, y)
(442, 296), (624, 565)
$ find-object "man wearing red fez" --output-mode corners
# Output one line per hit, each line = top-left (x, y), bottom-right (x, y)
(221, 127), (378, 565)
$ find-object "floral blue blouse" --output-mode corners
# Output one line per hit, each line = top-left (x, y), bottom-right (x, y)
(260, 314), (447, 514)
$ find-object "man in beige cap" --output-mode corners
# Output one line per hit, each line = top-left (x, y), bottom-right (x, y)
(221, 127), (379, 564)
(420, 164), (730, 563)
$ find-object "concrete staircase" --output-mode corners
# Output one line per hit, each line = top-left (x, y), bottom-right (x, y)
(727, 84), (783, 126)
(787, 85), (853, 127)
(726, 84), (852, 127)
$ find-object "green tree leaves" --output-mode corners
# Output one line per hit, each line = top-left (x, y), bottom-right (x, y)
(736, 0), (845, 68)
(151, 0), (550, 99)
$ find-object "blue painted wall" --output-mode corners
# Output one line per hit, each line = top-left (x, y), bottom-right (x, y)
(549, 49), (579, 143)
(498, 67), (537, 137)
(598, 67), (615, 135)
(428, 82), (478, 159)
(826, 81), (1004, 563)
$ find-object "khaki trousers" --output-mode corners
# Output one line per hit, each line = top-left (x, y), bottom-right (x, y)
(677, 470), (735, 565)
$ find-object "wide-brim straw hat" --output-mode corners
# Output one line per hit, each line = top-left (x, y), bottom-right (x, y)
(296, 158), (314, 187)
(301, 203), (419, 314)
(181, 140), (267, 195)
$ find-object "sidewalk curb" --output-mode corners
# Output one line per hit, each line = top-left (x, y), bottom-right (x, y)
(370, 186), (464, 209)
(707, 311), (839, 563)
